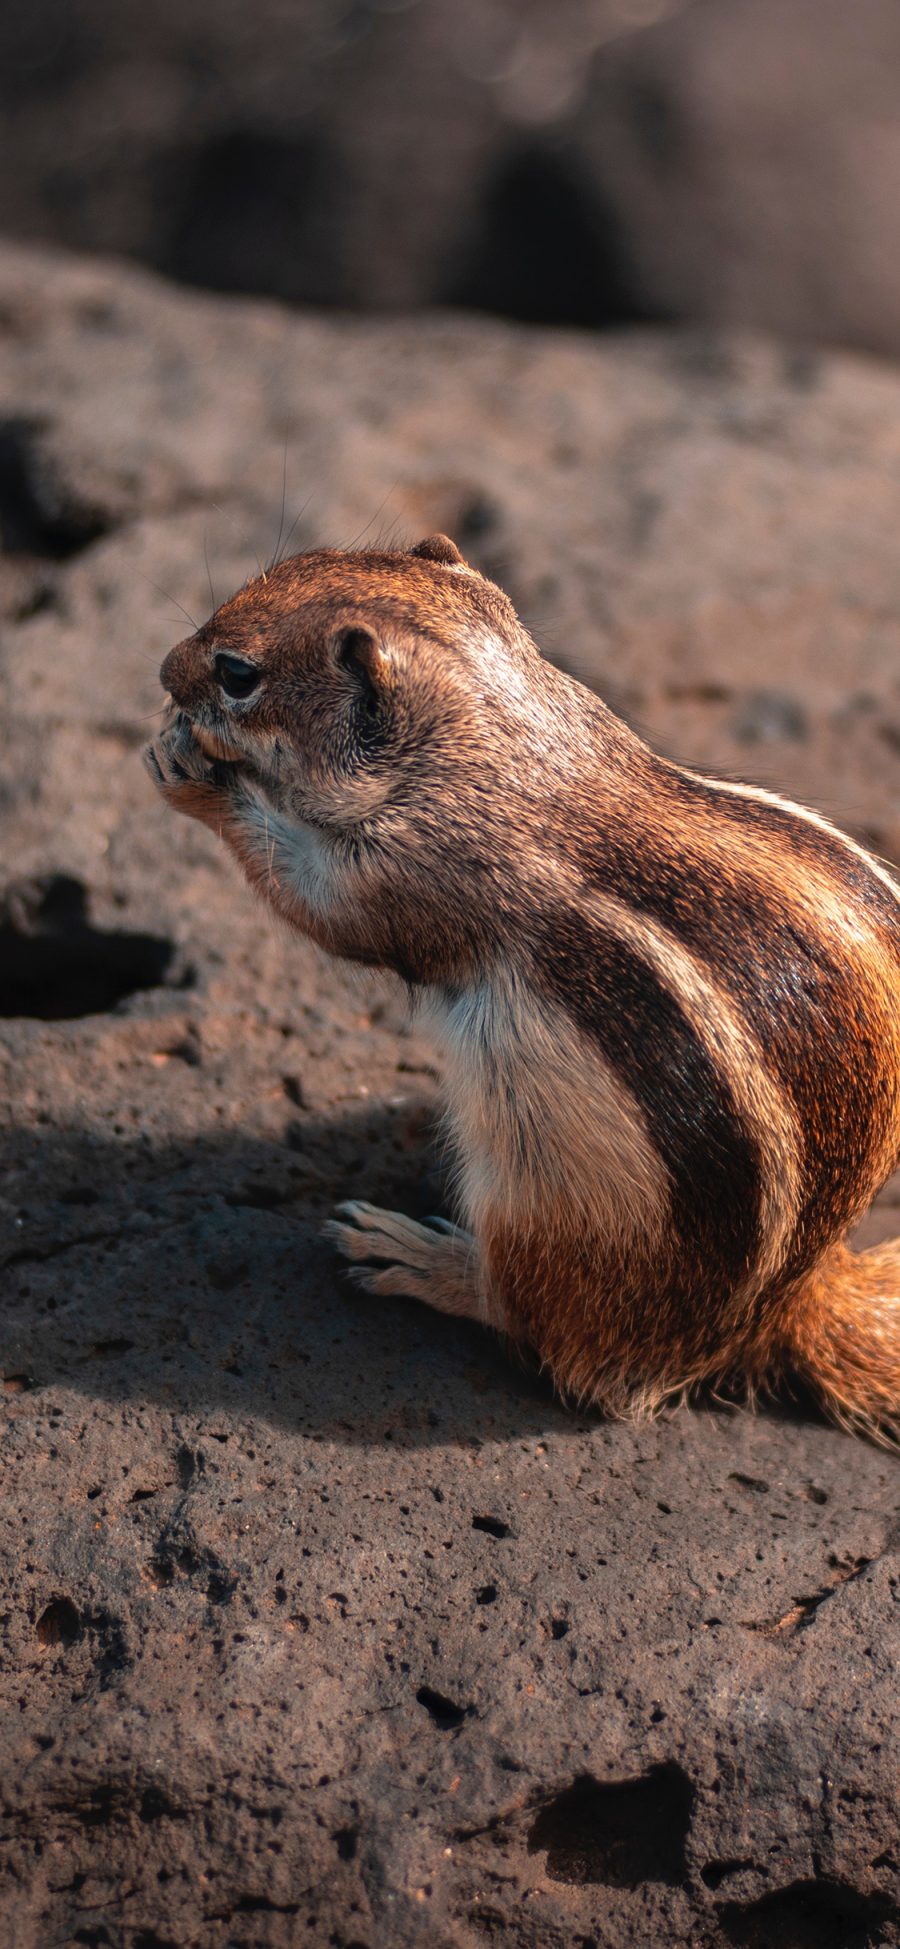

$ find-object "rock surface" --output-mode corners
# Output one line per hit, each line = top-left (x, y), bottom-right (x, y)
(1, 241), (900, 1947)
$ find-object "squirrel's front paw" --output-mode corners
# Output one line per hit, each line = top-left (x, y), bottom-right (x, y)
(144, 717), (234, 822)
(326, 1201), (482, 1320)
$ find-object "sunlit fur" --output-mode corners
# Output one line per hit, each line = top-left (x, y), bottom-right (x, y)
(146, 533), (900, 1439)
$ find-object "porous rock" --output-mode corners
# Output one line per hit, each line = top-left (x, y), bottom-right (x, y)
(1, 241), (900, 1947)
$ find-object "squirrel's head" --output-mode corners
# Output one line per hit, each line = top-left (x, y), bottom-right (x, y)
(144, 536), (556, 977)
(151, 535), (532, 830)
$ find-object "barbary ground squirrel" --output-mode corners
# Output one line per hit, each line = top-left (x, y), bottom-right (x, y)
(146, 534), (900, 1439)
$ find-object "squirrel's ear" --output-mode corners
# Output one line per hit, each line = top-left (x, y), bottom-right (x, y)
(334, 625), (388, 702)
(409, 533), (465, 567)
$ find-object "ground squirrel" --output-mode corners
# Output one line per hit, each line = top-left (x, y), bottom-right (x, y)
(145, 534), (900, 1438)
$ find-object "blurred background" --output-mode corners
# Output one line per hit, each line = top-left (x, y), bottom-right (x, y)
(3, 0), (900, 356)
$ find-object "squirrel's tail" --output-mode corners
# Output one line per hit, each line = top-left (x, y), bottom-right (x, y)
(781, 1238), (900, 1442)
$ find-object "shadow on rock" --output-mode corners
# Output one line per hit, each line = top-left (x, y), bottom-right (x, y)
(2, 1104), (833, 1450)
(1, 1105), (572, 1446)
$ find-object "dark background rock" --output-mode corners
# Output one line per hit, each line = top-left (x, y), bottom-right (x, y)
(574, 0), (900, 358)
(0, 0), (680, 320)
(1, 242), (900, 1945)
(2, 0), (900, 356)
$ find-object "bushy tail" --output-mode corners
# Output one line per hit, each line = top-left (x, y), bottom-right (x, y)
(784, 1238), (900, 1442)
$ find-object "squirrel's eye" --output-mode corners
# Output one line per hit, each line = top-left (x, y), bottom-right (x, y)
(214, 652), (260, 700)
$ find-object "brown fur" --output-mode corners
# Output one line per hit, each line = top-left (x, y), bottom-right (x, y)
(145, 536), (900, 1439)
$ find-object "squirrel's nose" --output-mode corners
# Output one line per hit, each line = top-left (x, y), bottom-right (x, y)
(159, 639), (196, 707)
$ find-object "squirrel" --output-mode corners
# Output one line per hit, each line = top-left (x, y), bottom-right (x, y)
(145, 533), (900, 1440)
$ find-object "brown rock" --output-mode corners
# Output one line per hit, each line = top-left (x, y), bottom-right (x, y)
(1, 242), (900, 1946)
